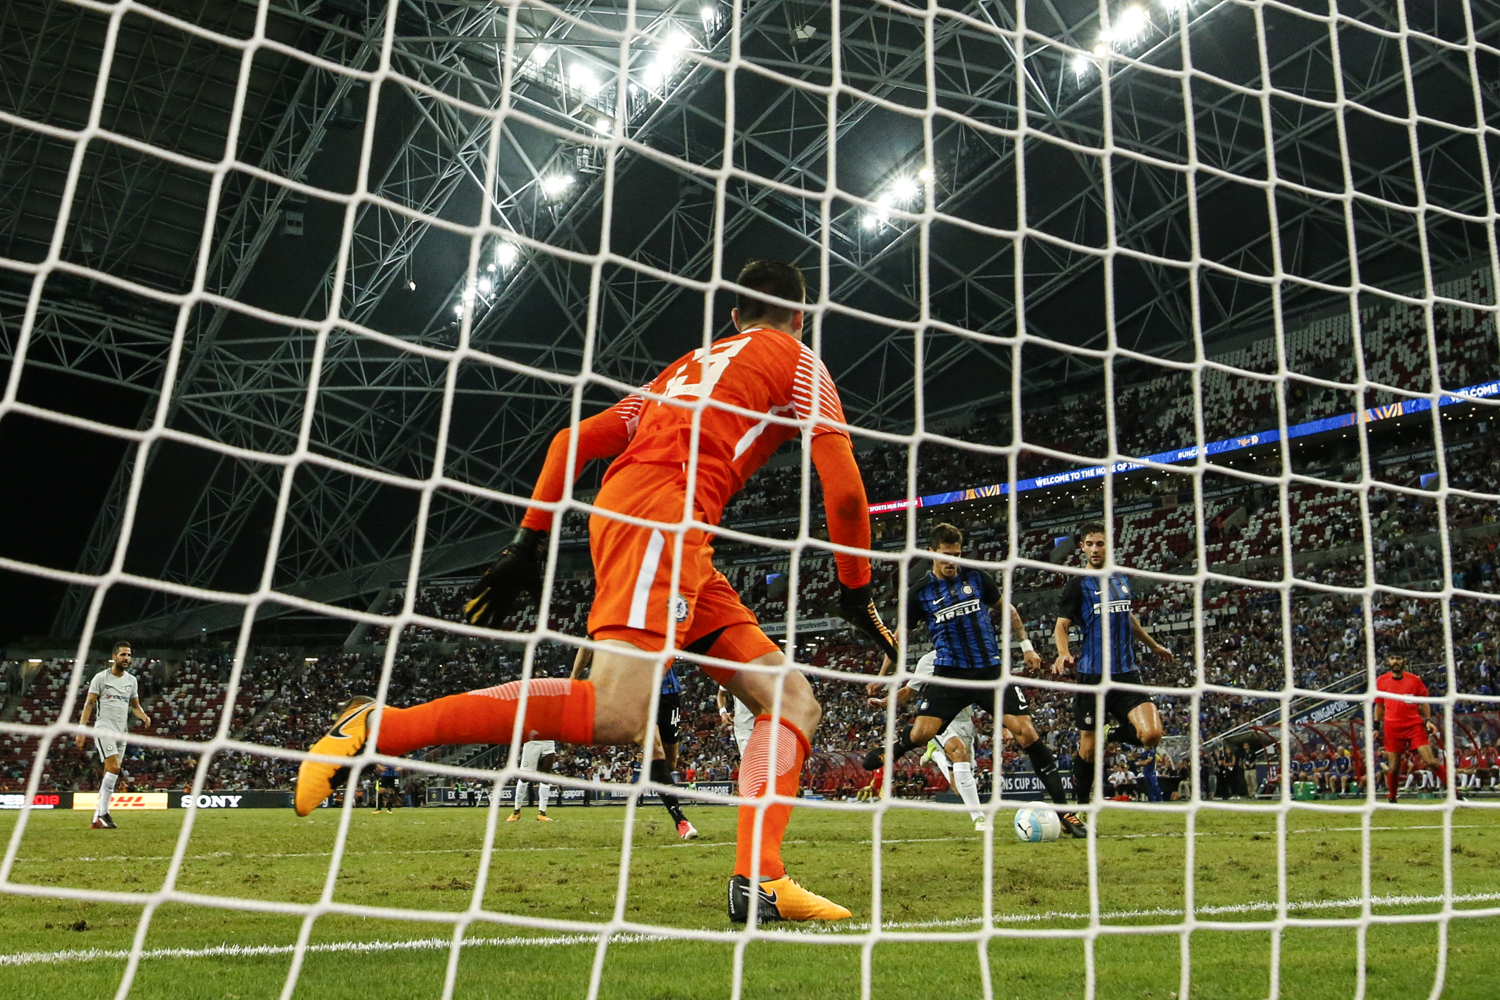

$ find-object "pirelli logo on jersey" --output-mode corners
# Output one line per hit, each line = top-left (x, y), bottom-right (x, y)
(931, 598), (983, 623)
(1092, 600), (1134, 615)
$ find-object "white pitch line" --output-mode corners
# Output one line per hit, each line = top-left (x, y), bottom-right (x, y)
(29, 823), (1485, 865)
(4, 889), (1498, 967)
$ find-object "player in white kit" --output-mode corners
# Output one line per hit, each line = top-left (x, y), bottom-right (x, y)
(717, 685), (756, 756)
(75, 641), (151, 829)
(508, 739), (557, 821)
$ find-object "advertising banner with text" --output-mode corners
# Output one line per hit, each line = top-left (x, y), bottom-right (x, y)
(72, 791), (170, 811)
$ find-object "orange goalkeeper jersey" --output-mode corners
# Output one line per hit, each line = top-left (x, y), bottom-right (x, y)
(604, 325), (848, 523)
(520, 325), (872, 587)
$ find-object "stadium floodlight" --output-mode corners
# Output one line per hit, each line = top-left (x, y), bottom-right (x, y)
(861, 212), (881, 230)
(888, 176), (920, 203)
(917, 165), (935, 184)
(407, 279), (416, 290)
(478, 277), (493, 295)
(700, 5), (716, 27)
(661, 31), (692, 61)
(530, 44), (553, 66)
(451, 304), (463, 317)
(593, 116), (613, 135)
(1102, 5), (1150, 46)
(495, 242), (520, 268)
(541, 173), (575, 198)
(569, 63), (601, 95)
(1072, 54), (1092, 78)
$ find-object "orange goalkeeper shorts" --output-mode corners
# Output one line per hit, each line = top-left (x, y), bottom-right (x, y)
(587, 464), (776, 677)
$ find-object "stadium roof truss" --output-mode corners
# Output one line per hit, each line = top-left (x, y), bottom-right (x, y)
(0, 0), (1493, 640)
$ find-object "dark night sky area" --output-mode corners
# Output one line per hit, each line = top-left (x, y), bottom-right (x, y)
(0, 368), (138, 647)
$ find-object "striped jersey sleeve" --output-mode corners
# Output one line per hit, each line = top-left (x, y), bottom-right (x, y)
(791, 346), (847, 437)
(611, 389), (647, 441)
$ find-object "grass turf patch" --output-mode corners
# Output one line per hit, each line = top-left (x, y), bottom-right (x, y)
(1, 802), (1496, 998)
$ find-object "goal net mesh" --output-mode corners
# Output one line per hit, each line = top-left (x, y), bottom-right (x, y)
(1, 0), (1498, 997)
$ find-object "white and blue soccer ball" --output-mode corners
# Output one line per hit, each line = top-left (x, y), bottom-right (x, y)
(1013, 807), (1062, 843)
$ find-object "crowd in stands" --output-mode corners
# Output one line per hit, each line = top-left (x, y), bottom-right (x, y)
(3, 272), (1496, 798)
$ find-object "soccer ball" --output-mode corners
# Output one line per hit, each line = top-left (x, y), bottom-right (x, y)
(1013, 807), (1062, 843)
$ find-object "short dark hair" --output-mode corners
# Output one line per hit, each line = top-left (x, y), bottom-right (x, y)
(930, 523), (963, 548)
(735, 260), (806, 327)
(112, 640), (132, 654)
(1077, 521), (1106, 541)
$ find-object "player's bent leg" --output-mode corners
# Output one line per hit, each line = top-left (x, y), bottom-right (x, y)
(718, 650), (846, 921)
(1127, 702), (1164, 748)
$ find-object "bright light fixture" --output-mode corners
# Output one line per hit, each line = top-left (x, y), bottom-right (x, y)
(495, 242), (520, 267)
(593, 116), (613, 135)
(1072, 54), (1092, 76)
(530, 45), (553, 66)
(478, 277), (493, 295)
(569, 63), (600, 94)
(485, 262), (496, 272)
(407, 279), (417, 290)
(1109, 5), (1149, 44)
(888, 176), (920, 202)
(453, 304), (463, 317)
(541, 173), (575, 198)
(917, 166), (935, 183)
(862, 212), (882, 230)
(700, 5), (716, 26)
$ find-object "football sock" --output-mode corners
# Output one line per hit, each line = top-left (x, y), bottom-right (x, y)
(513, 780), (528, 812)
(375, 679), (595, 755)
(1431, 763), (1448, 790)
(1022, 740), (1070, 807)
(862, 726), (918, 772)
(951, 760), (984, 822)
(930, 747), (954, 784)
(650, 759), (688, 825)
(537, 783), (551, 814)
(1074, 755), (1095, 805)
(96, 771), (118, 818)
(734, 715), (810, 882)
(1388, 769), (1400, 800)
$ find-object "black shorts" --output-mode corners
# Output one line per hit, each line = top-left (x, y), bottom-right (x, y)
(1072, 670), (1152, 731)
(912, 667), (1027, 726)
(657, 691), (681, 746)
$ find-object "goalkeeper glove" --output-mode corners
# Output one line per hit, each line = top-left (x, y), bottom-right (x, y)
(465, 528), (548, 628)
(838, 582), (897, 659)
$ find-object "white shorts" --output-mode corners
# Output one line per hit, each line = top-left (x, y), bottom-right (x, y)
(733, 700), (756, 757)
(937, 706), (975, 756)
(520, 740), (557, 771)
(95, 734), (126, 762)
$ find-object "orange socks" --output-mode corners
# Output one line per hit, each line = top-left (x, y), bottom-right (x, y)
(374, 679), (595, 757)
(735, 715), (810, 880)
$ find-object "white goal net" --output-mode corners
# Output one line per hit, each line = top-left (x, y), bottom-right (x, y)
(1, 0), (1498, 998)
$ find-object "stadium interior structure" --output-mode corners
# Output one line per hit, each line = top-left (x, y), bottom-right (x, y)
(2, 0), (1499, 810)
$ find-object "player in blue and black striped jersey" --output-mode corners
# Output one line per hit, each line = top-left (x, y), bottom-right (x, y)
(1053, 522), (1175, 806)
(865, 522), (1085, 837)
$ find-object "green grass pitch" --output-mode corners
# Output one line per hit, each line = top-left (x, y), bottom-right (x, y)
(1, 801), (1497, 999)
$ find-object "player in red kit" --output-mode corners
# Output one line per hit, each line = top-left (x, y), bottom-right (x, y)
(1373, 652), (1449, 803)
(294, 260), (896, 922)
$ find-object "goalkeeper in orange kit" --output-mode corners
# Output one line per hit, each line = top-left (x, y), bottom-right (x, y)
(295, 261), (896, 923)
